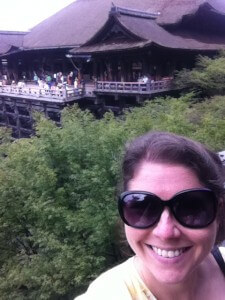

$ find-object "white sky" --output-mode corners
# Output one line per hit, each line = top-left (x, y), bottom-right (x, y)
(0, 0), (76, 31)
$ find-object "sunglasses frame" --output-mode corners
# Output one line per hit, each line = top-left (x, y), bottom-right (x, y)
(118, 188), (218, 229)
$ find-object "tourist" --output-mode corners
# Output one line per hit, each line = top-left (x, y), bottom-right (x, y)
(17, 81), (25, 88)
(56, 72), (63, 85)
(44, 82), (49, 90)
(2, 75), (7, 85)
(74, 77), (78, 89)
(33, 72), (39, 85)
(67, 71), (74, 85)
(142, 75), (149, 83)
(45, 74), (52, 88)
(75, 131), (225, 299)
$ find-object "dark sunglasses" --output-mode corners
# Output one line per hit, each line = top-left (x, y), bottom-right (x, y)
(118, 188), (218, 229)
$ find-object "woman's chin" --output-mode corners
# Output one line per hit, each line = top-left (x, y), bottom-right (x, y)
(152, 269), (190, 285)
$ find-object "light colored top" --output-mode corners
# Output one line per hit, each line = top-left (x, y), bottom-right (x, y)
(75, 247), (225, 300)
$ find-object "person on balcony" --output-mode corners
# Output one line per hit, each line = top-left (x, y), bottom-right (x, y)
(67, 71), (74, 85)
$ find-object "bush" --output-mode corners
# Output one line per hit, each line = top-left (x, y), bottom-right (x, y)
(174, 51), (225, 96)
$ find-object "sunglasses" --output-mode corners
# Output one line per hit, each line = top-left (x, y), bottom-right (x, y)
(118, 188), (218, 229)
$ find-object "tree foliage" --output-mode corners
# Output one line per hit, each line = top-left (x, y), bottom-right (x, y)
(174, 51), (225, 96)
(0, 93), (225, 299)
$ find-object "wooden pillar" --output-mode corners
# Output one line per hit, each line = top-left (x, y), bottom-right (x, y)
(111, 58), (118, 81)
(93, 60), (98, 80)
(142, 54), (149, 76)
(136, 95), (141, 104)
(105, 59), (111, 81)
(99, 60), (104, 81)
(120, 58), (126, 82)
(2, 99), (7, 126)
(126, 58), (132, 82)
(12, 57), (19, 82)
(27, 101), (33, 129)
(14, 100), (21, 138)
(43, 103), (48, 118)
(119, 96), (125, 111)
(169, 56), (176, 76)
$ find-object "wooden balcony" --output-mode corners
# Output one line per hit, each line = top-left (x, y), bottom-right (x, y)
(95, 79), (173, 95)
(0, 84), (84, 103)
(0, 79), (174, 104)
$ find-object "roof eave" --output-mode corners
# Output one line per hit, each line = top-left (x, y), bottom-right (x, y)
(23, 45), (80, 50)
(1, 45), (81, 57)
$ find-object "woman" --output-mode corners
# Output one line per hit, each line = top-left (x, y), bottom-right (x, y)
(76, 131), (225, 299)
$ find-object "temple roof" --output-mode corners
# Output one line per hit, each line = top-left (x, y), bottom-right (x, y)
(22, 0), (225, 50)
(71, 6), (225, 54)
(1, 0), (225, 54)
(22, 0), (152, 49)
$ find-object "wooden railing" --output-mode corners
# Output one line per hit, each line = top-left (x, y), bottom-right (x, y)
(95, 79), (172, 94)
(0, 79), (173, 101)
(0, 85), (83, 102)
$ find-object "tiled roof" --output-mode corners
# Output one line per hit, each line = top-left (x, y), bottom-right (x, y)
(23, 0), (152, 49)
(23, 0), (225, 49)
(71, 8), (225, 54)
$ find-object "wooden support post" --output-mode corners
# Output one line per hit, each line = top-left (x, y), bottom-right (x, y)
(2, 99), (7, 126)
(120, 58), (126, 82)
(136, 95), (141, 104)
(142, 56), (149, 76)
(100, 61), (104, 81)
(119, 96), (125, 112)
(42, 103), (47, 118)
(14, 100), (21, 138)
(63, 86), (68, 101)
(93, 60), (97, 80)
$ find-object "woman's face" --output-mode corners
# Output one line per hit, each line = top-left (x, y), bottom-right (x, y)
(125, 161), (217, 285)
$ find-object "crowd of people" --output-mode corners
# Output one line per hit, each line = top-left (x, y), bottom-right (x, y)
(33, 71), (80, 90)
(0, 71), (82, 91)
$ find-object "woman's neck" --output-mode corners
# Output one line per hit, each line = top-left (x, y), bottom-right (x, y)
(134, 255), (212, 300)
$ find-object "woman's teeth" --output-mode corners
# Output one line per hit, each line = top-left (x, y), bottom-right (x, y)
(152, 246), (184, 258)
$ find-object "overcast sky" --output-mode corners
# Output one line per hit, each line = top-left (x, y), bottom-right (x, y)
(0, 0), (76, 31)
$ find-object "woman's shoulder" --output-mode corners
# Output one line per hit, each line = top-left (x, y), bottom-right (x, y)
(90, 257), (135, 286)
(75, 258), (135, 300)
(75, 257), (155, 300)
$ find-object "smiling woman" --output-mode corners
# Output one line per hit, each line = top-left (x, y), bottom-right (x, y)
(75, 131), (225, 300)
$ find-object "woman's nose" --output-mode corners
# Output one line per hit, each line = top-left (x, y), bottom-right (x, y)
(152, 208), (181, 239)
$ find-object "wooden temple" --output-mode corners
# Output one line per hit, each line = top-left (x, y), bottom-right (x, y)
(0, 0), (225, 136)
(71, 2), (225, 92)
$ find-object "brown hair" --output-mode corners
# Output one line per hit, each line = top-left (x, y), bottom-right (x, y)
(121, 131), (225, 245)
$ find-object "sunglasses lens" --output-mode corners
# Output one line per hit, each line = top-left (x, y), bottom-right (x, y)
(173, 190), (217, 228)
(120, 193), (162, 228)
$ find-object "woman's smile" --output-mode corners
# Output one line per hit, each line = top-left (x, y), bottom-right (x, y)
(150, 245), (188, 258)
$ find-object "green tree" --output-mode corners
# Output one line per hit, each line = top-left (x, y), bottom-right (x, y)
(0, 107), (130, 299)
(175, 51), (225, 96)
